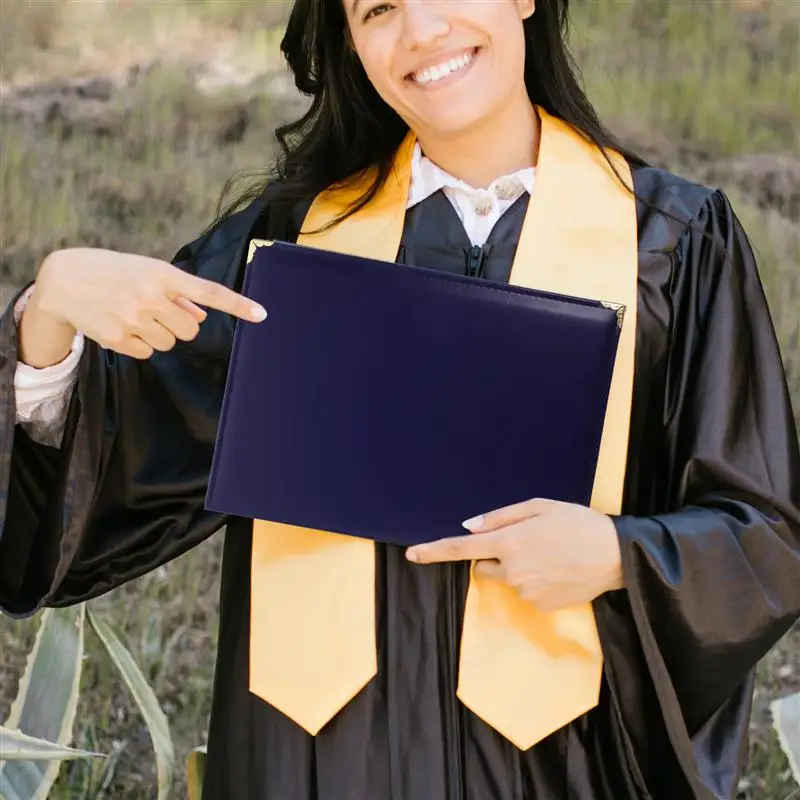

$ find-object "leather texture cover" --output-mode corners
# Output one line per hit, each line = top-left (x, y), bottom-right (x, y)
(205, 240), (623, 546)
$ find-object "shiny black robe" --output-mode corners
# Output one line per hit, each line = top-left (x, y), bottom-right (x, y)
(1, 165), (799, 800)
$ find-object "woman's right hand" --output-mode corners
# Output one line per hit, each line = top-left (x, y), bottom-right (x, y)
(19, 247), (267, 368)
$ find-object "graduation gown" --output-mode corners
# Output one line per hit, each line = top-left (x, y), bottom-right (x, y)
(1, 165), (799, 800)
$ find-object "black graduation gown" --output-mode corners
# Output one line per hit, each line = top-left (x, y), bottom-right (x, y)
(1, 166), (799, 800)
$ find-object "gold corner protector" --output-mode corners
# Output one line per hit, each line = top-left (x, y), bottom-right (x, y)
(600, 301), (626, 331)
(247, 238), (274, 265)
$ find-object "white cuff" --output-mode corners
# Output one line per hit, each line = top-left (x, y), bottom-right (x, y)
(13, 284), (84, 447)
(13, 284), (85, 392)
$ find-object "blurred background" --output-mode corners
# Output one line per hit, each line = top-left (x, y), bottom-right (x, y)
(0, 0), (798, 797)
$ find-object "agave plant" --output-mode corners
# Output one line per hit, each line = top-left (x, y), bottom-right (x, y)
(0, 604), (175, 800)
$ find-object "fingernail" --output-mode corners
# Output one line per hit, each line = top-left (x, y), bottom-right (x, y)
(462, 515), (484, 531)
(406, 548), (420, 562)
(251, 304), (267, 322)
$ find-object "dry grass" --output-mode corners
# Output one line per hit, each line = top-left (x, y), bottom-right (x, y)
(1, 64), (285, 281)
(0, 0), (288, 90)
(0, 1), (798, 798)
(574, 0), (800, 157)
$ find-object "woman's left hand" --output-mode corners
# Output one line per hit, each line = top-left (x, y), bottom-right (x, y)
(406, 498), (625, 610)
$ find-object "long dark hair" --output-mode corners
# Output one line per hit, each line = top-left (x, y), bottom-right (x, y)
(212, 0), (648, 237)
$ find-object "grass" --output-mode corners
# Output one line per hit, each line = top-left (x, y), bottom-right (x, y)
(0, 1), (799, 797)
(572, 0), (800, 157)
(0, 64), (282, 282)
(0, 0), (288, 90)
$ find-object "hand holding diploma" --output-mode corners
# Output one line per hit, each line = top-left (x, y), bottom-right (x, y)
(406, 498), (625, 609)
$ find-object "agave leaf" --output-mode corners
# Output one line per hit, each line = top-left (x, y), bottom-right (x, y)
(186, 745), (207, 800)
(87, 609), (175, 800)
(0, 727), (103, 761)
(771, 690), (800, 786)
(0, 605), (86, 800)
(0, 761), (39, 800)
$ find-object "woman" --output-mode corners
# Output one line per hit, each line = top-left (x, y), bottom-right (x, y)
(2, 0), (799, 798)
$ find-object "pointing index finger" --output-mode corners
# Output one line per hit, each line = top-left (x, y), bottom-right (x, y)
(406, 532), (503, 564)
(168, 269), (267, 322)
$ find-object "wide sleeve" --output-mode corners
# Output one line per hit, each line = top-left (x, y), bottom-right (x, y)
(611, 189), (800, 794)
(0, 226), (253, 617)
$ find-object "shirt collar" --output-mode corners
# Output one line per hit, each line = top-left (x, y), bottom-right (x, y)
(407, 141), (536, 209)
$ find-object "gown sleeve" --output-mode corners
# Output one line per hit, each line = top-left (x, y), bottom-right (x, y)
(611, 189), (800, 793)
(0, 216), (259, 618)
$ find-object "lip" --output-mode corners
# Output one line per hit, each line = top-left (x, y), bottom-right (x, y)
(405, 47), (480, 89)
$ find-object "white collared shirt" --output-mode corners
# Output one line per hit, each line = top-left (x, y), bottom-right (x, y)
(12, 147), (537, 444)
(407, 142), (536, 246)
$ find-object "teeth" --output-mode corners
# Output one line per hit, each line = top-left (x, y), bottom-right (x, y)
(412, 50), (474, 86)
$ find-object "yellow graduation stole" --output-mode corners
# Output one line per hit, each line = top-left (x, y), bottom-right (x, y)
(247, 105), (638, 750)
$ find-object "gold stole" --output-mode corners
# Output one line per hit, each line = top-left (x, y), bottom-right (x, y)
(247, 106), (638, 749)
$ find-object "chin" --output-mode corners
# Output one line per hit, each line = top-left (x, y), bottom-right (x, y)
(410, 104), (493, 141)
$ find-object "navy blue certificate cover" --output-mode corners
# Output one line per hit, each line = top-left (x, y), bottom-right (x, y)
(205, 240), (624, 546)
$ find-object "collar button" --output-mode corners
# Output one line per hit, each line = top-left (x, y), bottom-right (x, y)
(494, 177), (522, 201)
(472, 195), (494, 216)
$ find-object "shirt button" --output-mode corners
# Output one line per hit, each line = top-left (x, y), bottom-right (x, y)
(494, 177), (523, 201)
(472, 195), (494, 216)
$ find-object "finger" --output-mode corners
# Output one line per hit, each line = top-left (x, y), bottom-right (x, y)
(461, 497), (555, 533)
(173, 296), (207, 323)
(472, 559), (505, 583)
(153, 300), (202, 342)
(136, 318), (177, 352)
(167, 270), (267, 323)
(406, 532), (504, 564)
(114, 336), (155, 360)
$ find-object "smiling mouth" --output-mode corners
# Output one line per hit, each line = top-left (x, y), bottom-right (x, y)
(407, 47), (479, 87)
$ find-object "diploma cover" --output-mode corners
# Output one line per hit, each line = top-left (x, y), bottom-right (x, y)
(207, 242), (623, 545)
(205, 105), (639, 749)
